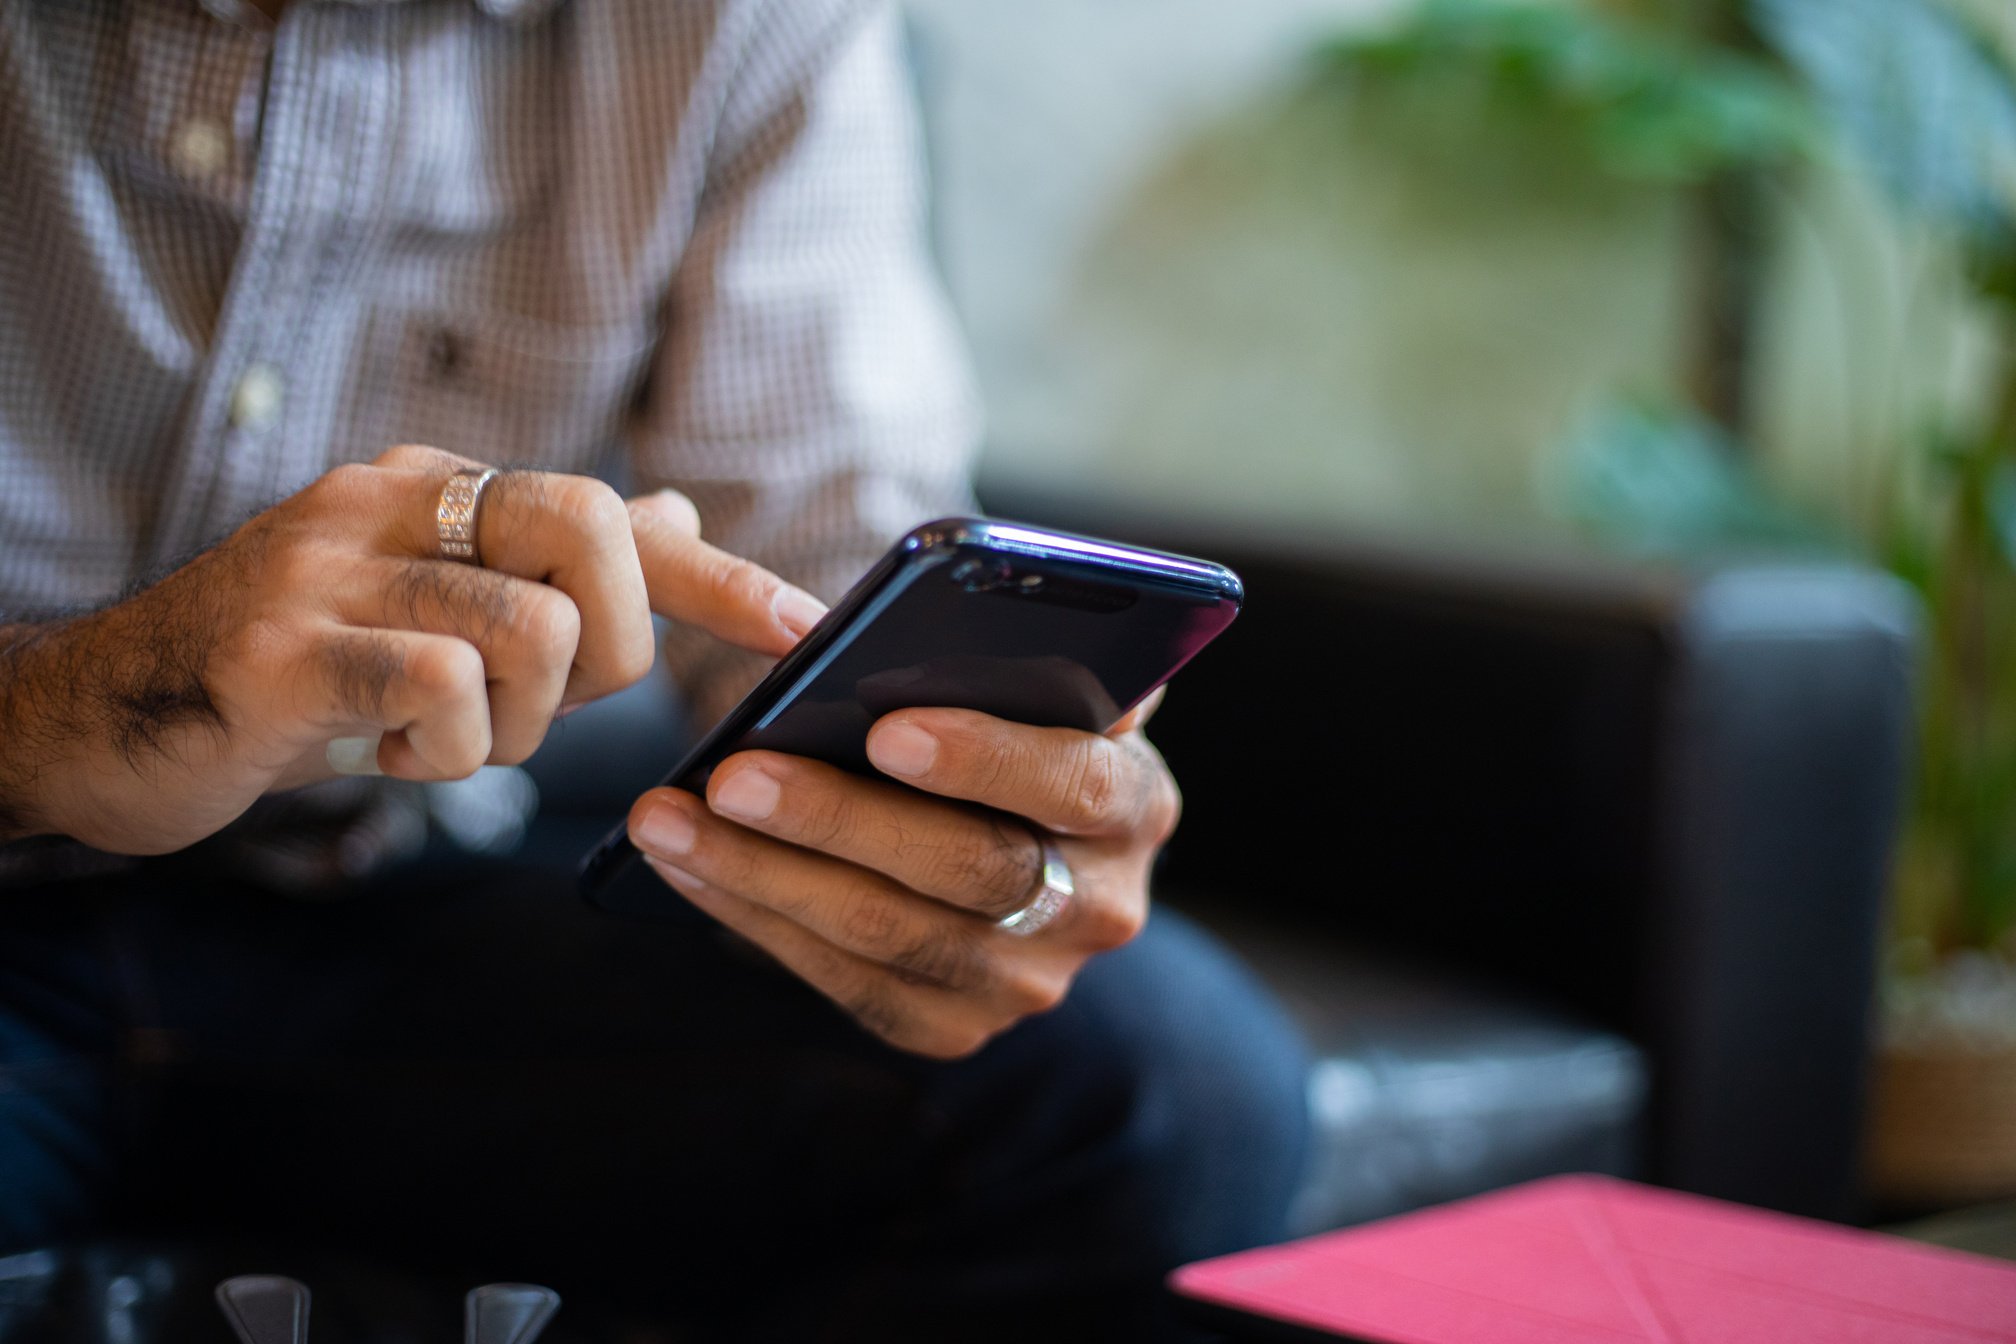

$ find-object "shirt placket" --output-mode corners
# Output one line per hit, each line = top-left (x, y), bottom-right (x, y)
(146, 4), (400, 568)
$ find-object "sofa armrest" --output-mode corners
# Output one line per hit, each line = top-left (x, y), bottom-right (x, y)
(1647, 567), (1917, 1219)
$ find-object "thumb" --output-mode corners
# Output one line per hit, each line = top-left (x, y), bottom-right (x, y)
(1108, 684), (1167, 737)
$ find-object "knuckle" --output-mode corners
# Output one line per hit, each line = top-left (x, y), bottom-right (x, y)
(795, 786), (855, 851)
(1080, 896), (1146, 952)
(303, 462), (378, 516)
(552, 475), (629, 535)
(928, 820), (1039, 918)
(710, 553), (775, 612)
(1003, 969), (1068, 1017)
(406, 638), (484, 701)
(583, 479), (633, 533)
(372, 443), (443, 470)
(838, 888), (902, 948)
(966, 743), (1016, 801)
(890, 925), (987, 993)
(517, 587), (582, 661)
(324, 460), (380, 494)
(1057, 741), (1123, 831)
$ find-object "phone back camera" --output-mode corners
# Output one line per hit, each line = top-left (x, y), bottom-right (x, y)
(951, 558), (1013, 592)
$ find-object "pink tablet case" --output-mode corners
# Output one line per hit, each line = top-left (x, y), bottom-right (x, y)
(1170, 1174), (2016, 1343)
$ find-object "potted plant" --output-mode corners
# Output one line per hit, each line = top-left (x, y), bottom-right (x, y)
(1871, 228), (2016, 1207)
(1320, 0), (2016, 1206)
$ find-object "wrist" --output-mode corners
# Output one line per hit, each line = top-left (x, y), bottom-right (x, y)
(0, 606), (166, 845)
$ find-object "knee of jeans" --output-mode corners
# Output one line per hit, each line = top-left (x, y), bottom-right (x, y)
(1032, 908), (1313, 1263)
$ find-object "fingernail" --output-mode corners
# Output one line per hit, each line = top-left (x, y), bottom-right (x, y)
(712, 768), (780, 822)
(646, 856), (710, 893)
(555, 701), (586, 720)
(327, 734), (383, 777)
(634, 800), (697, 856)
(868, 721), (938, 778)
(773, 586), (828, 638)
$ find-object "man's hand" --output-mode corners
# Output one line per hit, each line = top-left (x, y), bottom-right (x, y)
(0, 445), (824, 854)
(626, 690), (1180, 1059)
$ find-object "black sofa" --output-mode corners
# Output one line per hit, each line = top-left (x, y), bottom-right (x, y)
(526, 492), (1919, 1232)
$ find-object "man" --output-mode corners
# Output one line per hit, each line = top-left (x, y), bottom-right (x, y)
(0, 0), (1309, 1337)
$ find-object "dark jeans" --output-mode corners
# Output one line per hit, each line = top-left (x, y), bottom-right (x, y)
(0, 851), (1309, 1341)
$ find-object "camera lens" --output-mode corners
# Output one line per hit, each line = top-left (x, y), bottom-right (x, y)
(950, 558), (1011, 592)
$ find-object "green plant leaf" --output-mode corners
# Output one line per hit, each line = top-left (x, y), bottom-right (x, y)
(1319, 0), (1815, 182)
(1541, 398), (1839, 552)
(1748, 0), (2016, 240)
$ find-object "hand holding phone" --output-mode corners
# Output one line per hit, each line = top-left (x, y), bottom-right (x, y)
(590, 517), (1243, 1058)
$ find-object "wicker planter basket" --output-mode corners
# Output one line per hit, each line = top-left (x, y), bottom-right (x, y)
(1867, 1043), (2016, 1207)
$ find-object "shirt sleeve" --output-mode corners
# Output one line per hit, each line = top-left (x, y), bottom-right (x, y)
(628, 0), (982, 730)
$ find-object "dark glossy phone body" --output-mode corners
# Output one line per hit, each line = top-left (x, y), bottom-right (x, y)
(579, 516), (1243, 918)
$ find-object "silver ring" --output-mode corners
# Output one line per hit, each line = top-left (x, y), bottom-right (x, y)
(996, 836), (1074, 938)
(436, 467), (500, 565)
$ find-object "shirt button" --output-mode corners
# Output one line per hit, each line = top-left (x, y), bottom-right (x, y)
(171, 119), (232, 179)
(229, 365), (285, 430)
(424, 327), (463, 381)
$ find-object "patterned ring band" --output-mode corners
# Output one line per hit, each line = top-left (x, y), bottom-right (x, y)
(437, 467), (500, 565)
(996, 835), (1075, 938)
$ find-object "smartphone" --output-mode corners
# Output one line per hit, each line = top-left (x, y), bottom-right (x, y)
(579, 516), (1243, 918)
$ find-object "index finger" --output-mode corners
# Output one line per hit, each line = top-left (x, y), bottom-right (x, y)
(628, 491), (827, 659)
(863, 708), (1179, 840)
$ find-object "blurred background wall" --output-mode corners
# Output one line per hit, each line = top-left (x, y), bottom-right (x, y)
(905, 0), (2012, 545)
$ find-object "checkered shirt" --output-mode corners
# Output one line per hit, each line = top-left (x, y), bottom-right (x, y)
(0, 0), (980, 881)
